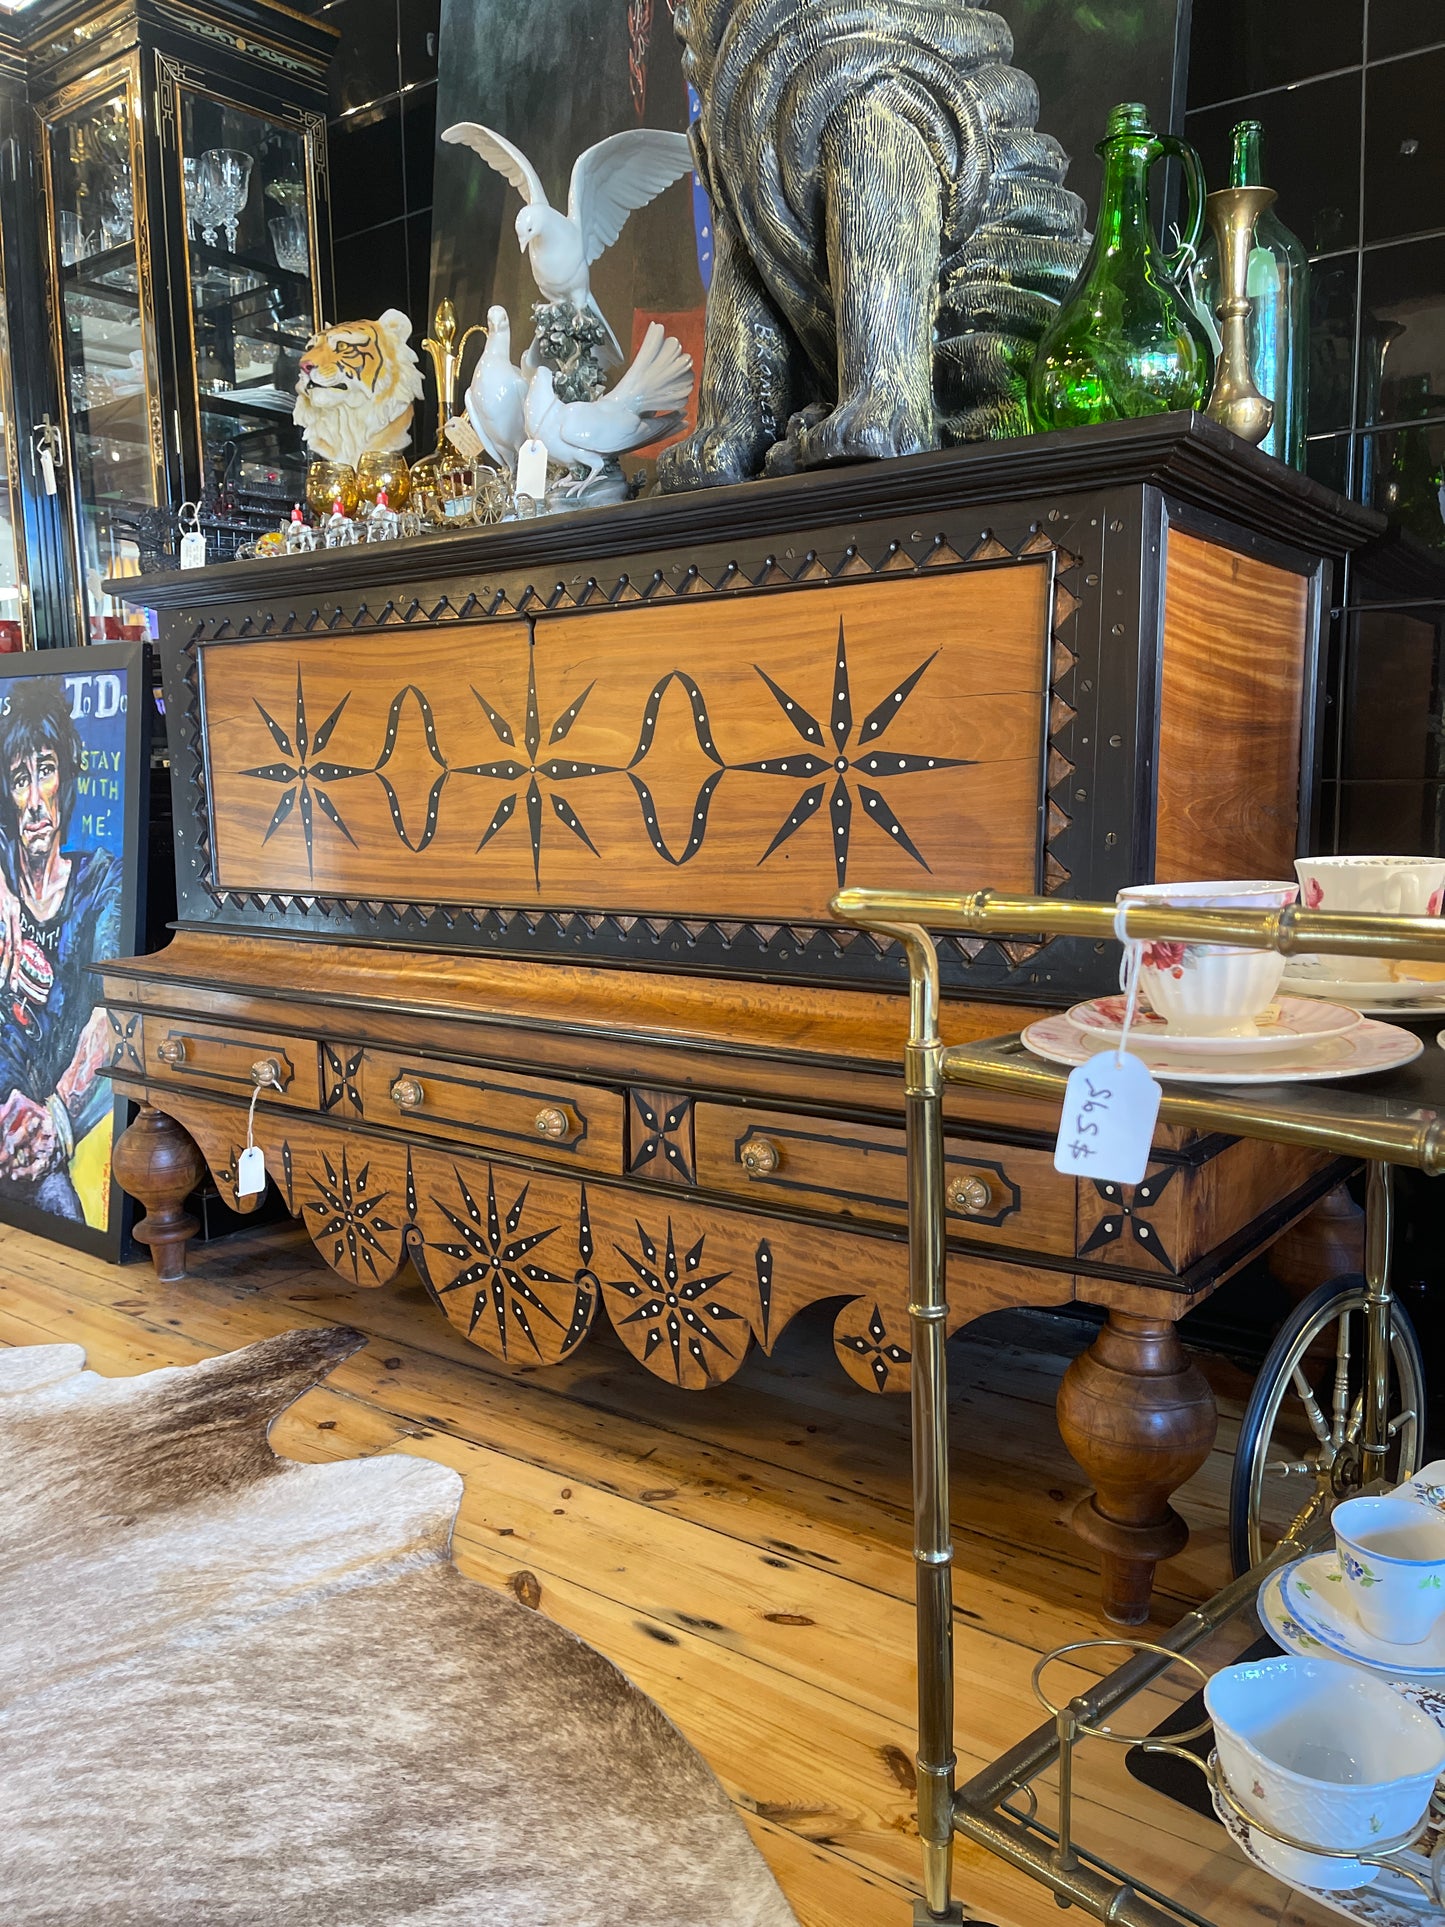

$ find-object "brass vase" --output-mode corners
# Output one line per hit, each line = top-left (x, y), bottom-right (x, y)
(1203, 185), (1276, 446)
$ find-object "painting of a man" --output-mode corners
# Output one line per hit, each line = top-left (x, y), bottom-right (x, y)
(0, 679), (122, 1221)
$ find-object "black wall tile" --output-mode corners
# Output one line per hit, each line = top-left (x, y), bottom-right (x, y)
(331, 217), (408, 322)
(1187, 0), (1362, 109)
(1337, 780), (1441, 852)
(400, 0), (441, 89)
(1306, 431), (1353, 495)
(1187, 73), (1361, 256)
(318, 0), (400, 117)
(401, 83), (437, 214)
(328, 96), (406, 239)
(405, 211), (434, 329)
(1363, 48), (1445, 245)
(1340, 607), (1442, 779)
(1368, 1), (1445, 64)
(1359, 421), (1445, 549)
(1360, 238), (1445, 427)
(1311, 253), (1358, 433)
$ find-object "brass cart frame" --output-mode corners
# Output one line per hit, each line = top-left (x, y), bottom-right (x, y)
(831, 887), (1445, 1925)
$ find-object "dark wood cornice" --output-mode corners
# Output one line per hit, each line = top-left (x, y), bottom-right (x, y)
(18, 0), (335, 77)
(112, 411), (1385, 612)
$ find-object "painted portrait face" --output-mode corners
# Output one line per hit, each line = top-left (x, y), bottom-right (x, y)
(9, 748), (61, 866)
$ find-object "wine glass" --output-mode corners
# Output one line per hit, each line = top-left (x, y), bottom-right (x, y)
(305, 460), (358, 520)
(356, 450), (411, 510)
(199, 149), (253, 252)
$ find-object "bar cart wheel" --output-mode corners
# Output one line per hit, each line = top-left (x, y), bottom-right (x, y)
(1229, 1273), (1425, 1575)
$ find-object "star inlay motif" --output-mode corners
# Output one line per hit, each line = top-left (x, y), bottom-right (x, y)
(740, 619), (970, 886)
(241, 669), (366, 878)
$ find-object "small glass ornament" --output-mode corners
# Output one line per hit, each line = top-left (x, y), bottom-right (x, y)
(356, 449), (411, 511)
(284, 503), (316, 554)
(255, 530), (286, 558)
(365, 489), (400, 542)
(306, 459), (358, 520)
(323, 497), (359, 548)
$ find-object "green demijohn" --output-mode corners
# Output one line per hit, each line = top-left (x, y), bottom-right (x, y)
(1027, 102), (1211, 431)
(1194, 120), (1310, 467)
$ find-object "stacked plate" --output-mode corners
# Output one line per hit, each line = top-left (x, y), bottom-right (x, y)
(1020, 995), (1423, 1085)
(1283, 956), (1445, 1018)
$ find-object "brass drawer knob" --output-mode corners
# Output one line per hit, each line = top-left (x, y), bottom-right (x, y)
(947, 1174), (993, 1216)
(251, 1057), (282, 1088)
(390, 1076), (424, 1110)
(739, 1136), (780, 1176)
(534, 1106), (569, 1140)
(156, 1037), (187, 1064)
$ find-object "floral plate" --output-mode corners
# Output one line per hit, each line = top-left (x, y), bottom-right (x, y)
(1280, 1553), (1445, 1677)
(1020, 1013), (1422, 1085)
(1065, 994), (1361, 1055)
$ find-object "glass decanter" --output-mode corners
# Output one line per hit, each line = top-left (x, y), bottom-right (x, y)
(1028, 102), (1211, 431)
(1193, 121), (1309, 468)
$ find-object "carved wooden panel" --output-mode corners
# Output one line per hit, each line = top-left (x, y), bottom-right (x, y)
(199, 568), (1051, 919)
(357, 1047), (625, 1172)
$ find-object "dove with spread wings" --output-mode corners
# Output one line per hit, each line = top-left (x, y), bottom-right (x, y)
(440, 121), (694, 361)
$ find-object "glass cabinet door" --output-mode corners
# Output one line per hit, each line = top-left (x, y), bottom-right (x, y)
(177, 89), (320, 512)
(0, 302), (31, 653)
(42, 62), (159, 643)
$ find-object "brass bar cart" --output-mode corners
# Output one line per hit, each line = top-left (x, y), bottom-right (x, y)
(831, 888), (1445, 1926)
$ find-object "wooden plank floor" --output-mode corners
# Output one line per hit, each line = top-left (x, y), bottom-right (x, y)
(0, 1218), (1322, 1927)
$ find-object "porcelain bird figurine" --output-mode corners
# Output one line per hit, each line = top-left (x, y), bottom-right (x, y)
(440, 121), (693, 358)
(523, 322), (693, 490)
(464, 305), (528, 474)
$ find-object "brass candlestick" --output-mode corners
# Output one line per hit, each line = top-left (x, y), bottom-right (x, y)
(1203, 185), (1276, 446)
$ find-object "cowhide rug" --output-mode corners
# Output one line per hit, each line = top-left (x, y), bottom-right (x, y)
(0, 1327), (799, 1926)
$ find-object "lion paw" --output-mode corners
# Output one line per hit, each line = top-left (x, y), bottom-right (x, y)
(763, 393), (936, 475)
(657, 424), (771, 493)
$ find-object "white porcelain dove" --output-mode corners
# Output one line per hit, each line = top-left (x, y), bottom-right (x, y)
(523, 322), (693, 490)
(463, 305), (528, 473)
(440, 121), (693, 358)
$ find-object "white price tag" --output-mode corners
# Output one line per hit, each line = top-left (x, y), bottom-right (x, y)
(515, 435), (548, 503)
(236, 1143), (266, 1196)
(179, 530), (207, 569)
(39, 448), (57, 496)
(1053, 1050), (1161, 1186)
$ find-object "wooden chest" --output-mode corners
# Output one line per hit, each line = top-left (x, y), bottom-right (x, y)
(102, 414), (1380, 1613)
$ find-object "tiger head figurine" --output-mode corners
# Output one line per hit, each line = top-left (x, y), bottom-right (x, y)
(293, 309), (426, 470)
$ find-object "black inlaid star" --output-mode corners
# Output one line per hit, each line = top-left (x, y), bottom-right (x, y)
(430, 1165), (573, 1358)
(241, 669), (366, 878)
(1079, 1169), (1179, 1270)
(839, 1302), (911, 1391)
(459, 648), (618, 886)
(305, 1147), (396, 1281)
(607, 1219), (745, 1381)
(740, 619), (969, 887)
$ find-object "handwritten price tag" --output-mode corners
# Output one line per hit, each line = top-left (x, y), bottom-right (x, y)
(1053, 1050), (1161, 1185)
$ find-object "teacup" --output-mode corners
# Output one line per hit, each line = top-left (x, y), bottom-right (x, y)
(1116, 880), (1299, 1036)
(1333, 1492), (1445, 1647)
(1295, 856), (1445, 982)
(1205, 1655), (1445, 1890)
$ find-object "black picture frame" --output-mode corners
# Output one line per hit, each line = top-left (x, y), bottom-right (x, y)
(0, 642), (150, 1261)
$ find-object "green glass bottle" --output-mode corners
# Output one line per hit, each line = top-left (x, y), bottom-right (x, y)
(1028, 102), (1211, 431)
(1194, 121), (1309, 467)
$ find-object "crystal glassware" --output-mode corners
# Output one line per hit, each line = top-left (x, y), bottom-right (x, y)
(268, 210), (309, 274)
(1028, 102), (1212, 431)
(355, 449), (411, 511)
(199, 149), (253, 251)
(305, 460), (358, 520)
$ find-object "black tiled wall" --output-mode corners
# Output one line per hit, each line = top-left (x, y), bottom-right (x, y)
(1186, 0), (1445, 853)
(309, 0), (439, 333)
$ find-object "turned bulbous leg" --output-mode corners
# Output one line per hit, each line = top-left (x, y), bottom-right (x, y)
(1056, 1310), (1217, 1625)
(113, 1105), (205, 1283)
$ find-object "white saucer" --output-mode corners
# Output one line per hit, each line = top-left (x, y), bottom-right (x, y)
(1281, 1553), (1445, 1677)
(1065, 994), (1360, 1054)
(1284, 968), (1445, 1016)
(1020, 1012), (1422, 1085)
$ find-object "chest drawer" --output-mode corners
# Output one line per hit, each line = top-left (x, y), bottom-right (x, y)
(693, 1103), (1075, 1252)
(141, 1016), (319, 1109)
(359, 1050), (624, 1172)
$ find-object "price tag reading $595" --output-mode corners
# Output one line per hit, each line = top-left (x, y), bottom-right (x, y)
(1052, 1050), (1161, 1186)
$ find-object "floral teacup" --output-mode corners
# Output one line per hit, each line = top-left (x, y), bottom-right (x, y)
(1116, 880), (1299, 1036)
(1333, 1492), (1445, 1646)
(1206, 1656), (1445, 1890)
(1295, 856), (1445, 982)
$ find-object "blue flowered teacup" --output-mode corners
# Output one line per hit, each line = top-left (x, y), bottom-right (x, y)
(1334, 1493), (1445, 1646)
